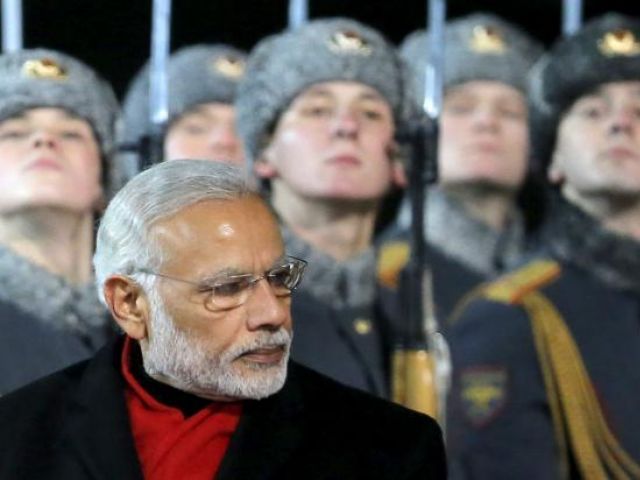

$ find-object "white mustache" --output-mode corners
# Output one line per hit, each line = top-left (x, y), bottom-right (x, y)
(226, 329), (292, 360)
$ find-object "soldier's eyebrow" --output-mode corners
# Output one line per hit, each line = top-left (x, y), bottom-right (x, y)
(3, 111), (28, 121)
(587, 84), (640, 100)
(2, 109), (85, 124)
(357, 91), (386, 104)
(302, 87), (333, 99)
(174, 105), (213, 121)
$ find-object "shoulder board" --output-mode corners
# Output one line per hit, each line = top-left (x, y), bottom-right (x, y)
(483, 259), (561, 305)
(377, 241), (410, 289)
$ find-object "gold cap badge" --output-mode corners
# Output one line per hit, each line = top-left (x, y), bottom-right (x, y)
(22, 58), (68, 80)
(212, 55), (245, 79)
(469, 25), (506, 54)
(598, 29), (640, 57)
(328, 30), (372, 56)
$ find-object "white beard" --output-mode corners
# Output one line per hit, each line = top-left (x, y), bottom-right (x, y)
(140, 283), (291, 400)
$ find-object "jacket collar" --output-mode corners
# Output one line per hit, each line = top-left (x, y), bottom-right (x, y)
(60, 336), (143, 479)
(281, 225), (376, 309)
(216, 363), (306, 480)
(59, 336), (307, 480)
(397, 188), (525, 275)
(543, 193), (640, 294)
(0, 244), (107, 335)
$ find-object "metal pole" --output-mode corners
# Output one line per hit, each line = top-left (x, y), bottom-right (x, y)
(146, 0), (172, 167)
(397, 0), (450, 423)
(562, 0), (583, 37)
(423, 0), (445, 119)
(2, 0), (23, 53)
(288, 0), (308, 30)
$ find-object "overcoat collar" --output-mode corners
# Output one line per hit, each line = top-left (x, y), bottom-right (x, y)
(543, 193), (640, 294)
(59, 337), (306, 480)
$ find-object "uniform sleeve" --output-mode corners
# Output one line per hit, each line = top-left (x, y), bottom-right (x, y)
(445, 298), (563, 480)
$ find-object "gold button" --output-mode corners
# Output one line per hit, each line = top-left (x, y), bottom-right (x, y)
(354, 318), (372, 335)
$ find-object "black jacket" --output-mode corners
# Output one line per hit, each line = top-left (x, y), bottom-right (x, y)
(291, 291), (390, 397)
(0, 337), (447, 479)
(0, 300), (109, 396)
(447, 261), (640, 479)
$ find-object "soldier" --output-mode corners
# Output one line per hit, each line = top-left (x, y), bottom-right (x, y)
(236, 18), (411, 396)
(0, 49), (119, 394)
(377, 13), (543, 328)
(447, 13), (640, 479)
(120, 44), (247, 173)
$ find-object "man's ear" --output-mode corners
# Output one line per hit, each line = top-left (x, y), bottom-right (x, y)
(547, 150), (565, 185)
(92, 183), (107, 213)
(254, 145), (279, 179)
(391, 159), (408, 188)
(103, 275), (150, 340)
(388, 142), (408, 188)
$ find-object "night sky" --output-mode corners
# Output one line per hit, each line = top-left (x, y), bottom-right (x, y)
(10, 0), (640, 98)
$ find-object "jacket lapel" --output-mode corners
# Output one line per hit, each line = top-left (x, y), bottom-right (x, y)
(59, 338), (143, 480)
(216, 362), (305, 480)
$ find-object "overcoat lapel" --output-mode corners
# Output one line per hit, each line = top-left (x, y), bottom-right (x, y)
(59, 340), (143, 480)
(216, 364), (305, 480)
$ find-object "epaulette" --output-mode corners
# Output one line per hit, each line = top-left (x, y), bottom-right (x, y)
(483, 259), (562, 305)
(376, 241), (409, 289)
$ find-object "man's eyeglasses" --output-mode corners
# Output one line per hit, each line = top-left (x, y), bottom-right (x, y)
(135, 256), (307, 311)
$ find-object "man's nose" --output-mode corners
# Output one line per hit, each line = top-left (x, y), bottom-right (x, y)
(608, 107), (636, 136)
(209, 124), (240, 149)
(472, 108), (500, 132)
(331, 110), (359, 139)
(246, 278), (290, 331)
(32, 131), (58, 149)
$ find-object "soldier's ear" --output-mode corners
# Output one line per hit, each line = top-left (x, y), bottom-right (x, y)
(548, 151), (565, 185)
(92, 184), (107, 213)
(388, 141), (407, 188)
(103, 275), (150, 340)
(391, 160), (408, 188)
(254, 143), (279, 179)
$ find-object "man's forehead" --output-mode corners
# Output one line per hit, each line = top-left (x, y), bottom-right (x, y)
(2, 106), (84, 123)
(150, 196), (283, 271)
(579, 81), (640, 101)
(151, 196), (275, 240)
(182, 102), (235, 119)
(445, 80), (524, 101)
(298, 81), (387, 103)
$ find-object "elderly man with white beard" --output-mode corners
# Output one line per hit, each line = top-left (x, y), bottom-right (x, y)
(0, 159), (446, 480)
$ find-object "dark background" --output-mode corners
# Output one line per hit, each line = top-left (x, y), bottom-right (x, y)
(9, 0), (640, 98)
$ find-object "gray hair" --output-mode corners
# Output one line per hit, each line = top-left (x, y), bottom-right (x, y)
(93, 159), (253, 303)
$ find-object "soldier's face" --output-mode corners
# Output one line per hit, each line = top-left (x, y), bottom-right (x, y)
(255, 81), (404, 201)
(0, 107), (102, 214)
(550, 81), (640, 197)
(164, 103), (245, 166)
(439, 81), (529, 190)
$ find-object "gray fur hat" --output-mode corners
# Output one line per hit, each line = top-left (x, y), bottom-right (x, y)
(0, 48), (119, 162)
(530, 13), (640, 166)
(121, 43), (247, 146)
(235, 17), (414, 164)
(400, 13), (543, 104)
